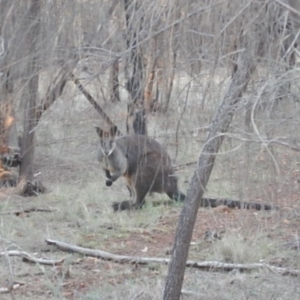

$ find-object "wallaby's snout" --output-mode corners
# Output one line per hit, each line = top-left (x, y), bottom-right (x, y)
(101, 140), (115, 156)
(96, 126), (117, 157)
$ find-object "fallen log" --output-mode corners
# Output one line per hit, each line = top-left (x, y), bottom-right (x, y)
(46, 239), (300, 276)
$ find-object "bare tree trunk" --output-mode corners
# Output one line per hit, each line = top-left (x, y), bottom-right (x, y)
(108, 59), (120, 102)
(266, 1), (299, 101)
(162, 24), (177, 113)
(144, 68), (156, 112)
(144, 37), (158, 113)
(0, 2), (18, 154)
(19, 0), (41, 180)
(162, 51), (176, 113)
(163, 50), (257, 300)
(123, 0), (147, 135)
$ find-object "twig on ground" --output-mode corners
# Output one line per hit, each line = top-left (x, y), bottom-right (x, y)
(0, 283), (24, 294)
(0, 250), (65, 266)
(181, 289), (201, 297)
(3, 249), (15, 300)
(130, 291), (144, 300)
(45, 239), (300, 276)
(0, 207), (56, 216)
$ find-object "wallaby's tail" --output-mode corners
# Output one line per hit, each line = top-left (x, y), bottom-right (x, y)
(201, 198), (276, 211)
(169, 192), (276, 211)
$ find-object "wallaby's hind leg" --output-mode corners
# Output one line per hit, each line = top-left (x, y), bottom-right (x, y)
(166, 177), (186, 202)
(112, 175), (149, 211)
(112, 187), (148, 211)
(132, 183), (149, 209)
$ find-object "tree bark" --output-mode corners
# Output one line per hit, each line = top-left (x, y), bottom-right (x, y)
(109, 59), (120, 102)
(0, 2), (18, 153)
(19, 0), (41, 180)
(123, 0), (147, 135)
(144, 37), (158, 113)
(163, 50), (257, 300)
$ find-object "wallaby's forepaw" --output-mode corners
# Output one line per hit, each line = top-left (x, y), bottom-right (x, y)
(112, 201), (132, 211)
(106, 179), (113, 186)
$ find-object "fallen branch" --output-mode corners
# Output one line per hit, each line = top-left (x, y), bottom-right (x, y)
(46, 239), (300, 276)
(0, 250), (65, 266)
(181, 289), (201, 297)
(224, 133), (300, 153)
(0, 207), (56, 216)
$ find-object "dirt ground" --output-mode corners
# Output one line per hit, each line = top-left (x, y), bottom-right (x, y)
(1, 70), (300, 299)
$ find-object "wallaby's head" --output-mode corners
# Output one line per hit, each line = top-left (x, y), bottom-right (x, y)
(95, 126), (118, 156)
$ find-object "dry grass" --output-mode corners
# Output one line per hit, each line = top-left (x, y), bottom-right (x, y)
(1, 69), (300, 299)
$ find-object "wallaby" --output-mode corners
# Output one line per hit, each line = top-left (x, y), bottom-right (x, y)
(96, 126), (185, 211)
(95, 126), (275, 211)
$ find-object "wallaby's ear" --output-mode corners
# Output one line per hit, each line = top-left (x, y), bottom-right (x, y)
(95, 126), (103, 138)
(110, 125), (118, 137)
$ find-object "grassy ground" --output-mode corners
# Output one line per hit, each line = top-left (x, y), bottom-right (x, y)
(1, 69), (300, 299)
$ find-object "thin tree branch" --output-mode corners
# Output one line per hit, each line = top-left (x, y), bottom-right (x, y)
(0, 207), (56, 216)
(224, 133), (300, 152)
(70, 73), (122, 135)
(34, 67), (71, 123)
(0, 250), (65, 266)
(275, 0), (300, 18)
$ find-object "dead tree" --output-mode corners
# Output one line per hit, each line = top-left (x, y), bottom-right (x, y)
(19, 0), (41, 181)
(266, 1), (299, 101)
(143, 5), (179, 115)
(0, 2), (18, 155)
(108, 59), (120, 102)
(144, 37), (159, 113)
(160, 14), (179, 114)
(164, 51), (259, 300)
(163, 5), (269, 299)
(0, 1), (78, 193)
(0, 2), (21, 186)
(123, 0), (147, 135)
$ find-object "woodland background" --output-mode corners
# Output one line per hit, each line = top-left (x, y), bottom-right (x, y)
(1, 0), (300, 299)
